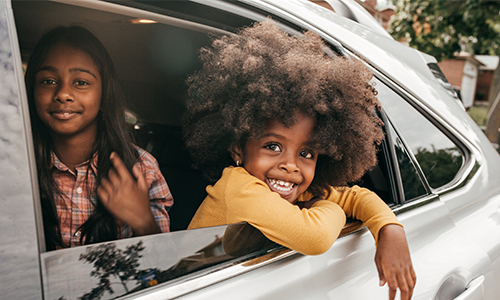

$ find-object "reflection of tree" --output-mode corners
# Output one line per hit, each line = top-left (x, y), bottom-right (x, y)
(78, 241), (147, 300)
(415, 146), (462, 188)
(75, 228), (281, 299)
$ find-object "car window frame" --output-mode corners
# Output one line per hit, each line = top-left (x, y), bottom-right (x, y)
(368, 71), (481, 214)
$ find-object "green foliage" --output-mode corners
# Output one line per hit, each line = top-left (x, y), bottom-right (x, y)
(415, 146), (463, 188)
(389, 0), (500, 61)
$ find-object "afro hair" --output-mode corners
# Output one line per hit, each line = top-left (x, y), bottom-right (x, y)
(183, 20), (384, 196)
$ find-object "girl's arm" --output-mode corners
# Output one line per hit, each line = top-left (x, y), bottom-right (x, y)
(326, 185), (401, 243)
(326, 186), (416, 300)
(375, 224), (416, 300)
(217, 168), (347, 255)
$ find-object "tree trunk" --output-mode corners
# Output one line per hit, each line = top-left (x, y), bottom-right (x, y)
(485, 61), (500, 144)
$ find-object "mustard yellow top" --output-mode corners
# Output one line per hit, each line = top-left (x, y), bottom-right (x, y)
(188, 167), (401, 255)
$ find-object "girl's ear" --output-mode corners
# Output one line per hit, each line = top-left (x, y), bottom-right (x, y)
(230, 145), (244, 166)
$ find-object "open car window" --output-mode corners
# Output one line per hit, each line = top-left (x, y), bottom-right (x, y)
(12, 0), (412, 298)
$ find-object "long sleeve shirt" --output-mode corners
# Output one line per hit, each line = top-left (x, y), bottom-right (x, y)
(188, 166), (401, 255)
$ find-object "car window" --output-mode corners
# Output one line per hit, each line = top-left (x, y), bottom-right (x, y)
(40, 222), (281, 300)
(13, 1), (404, 298)
(384, 115), (428, 201)
(376, 80), (464, 190)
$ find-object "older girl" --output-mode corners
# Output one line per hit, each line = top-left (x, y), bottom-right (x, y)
(25, 26), (173, 250)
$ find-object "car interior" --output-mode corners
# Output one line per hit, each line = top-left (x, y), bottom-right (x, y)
(12, 0), (396, 234)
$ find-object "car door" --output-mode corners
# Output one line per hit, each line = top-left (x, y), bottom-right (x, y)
(0, 0), (44, 299)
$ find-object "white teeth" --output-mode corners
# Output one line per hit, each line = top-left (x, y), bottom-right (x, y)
(268, 179), (295, 192)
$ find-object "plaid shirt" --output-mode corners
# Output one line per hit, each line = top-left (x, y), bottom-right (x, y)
(52, 146), (173, 247)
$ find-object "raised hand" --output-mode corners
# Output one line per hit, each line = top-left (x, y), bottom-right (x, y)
(97, 152), (160, 236)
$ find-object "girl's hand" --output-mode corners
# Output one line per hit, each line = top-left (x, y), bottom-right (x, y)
(97, 152), (161, 236)
(375, 224), (416, 300)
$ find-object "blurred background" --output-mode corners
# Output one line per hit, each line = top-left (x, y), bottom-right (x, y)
(310, 0), (500, 147)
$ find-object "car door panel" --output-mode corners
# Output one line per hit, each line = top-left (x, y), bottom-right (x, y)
(0, 1), (43, 298)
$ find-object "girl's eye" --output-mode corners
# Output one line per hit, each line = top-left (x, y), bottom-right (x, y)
(41, 79), (56, 85)
(75, 80), (89, 86)
(300, 150), (314, 159)
(265, 143), (281, 152)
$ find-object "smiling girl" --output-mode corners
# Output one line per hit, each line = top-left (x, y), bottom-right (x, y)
(185, 21), (416, 299)
(25, 26), (173, 250)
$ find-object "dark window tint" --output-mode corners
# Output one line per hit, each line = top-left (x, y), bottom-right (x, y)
(386, 120), (427, 201)
(376, 81), (463, 189)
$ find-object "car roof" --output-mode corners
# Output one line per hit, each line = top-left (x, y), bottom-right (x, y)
(248, 0), (482, 145)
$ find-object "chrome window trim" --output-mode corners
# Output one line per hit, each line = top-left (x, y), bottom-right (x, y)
(122, 248), (298, 299)
(9, 0), (47, 255)
(2, 0), (44, 296)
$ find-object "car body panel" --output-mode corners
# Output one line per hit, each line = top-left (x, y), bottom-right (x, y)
(0, 1), (43, 299)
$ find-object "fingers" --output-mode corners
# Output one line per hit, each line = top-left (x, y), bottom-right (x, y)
(388, 287), (396, 300)
(386, 269), (416, 300)
(376, 257), (385, 286)
(385, 271), (399, 300)
(132, 164), (148, 191)
(110, 152), (132, 180)
(404, 267), (416, 300)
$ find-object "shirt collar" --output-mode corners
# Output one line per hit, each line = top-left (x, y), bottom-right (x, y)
(50, 151), (98, 174)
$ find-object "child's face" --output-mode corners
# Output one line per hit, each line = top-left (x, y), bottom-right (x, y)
(232, 113), (318, 203)
(34, 44), (102, 142)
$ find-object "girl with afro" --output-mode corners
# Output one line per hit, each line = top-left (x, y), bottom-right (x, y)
(184, 20), (415, 299)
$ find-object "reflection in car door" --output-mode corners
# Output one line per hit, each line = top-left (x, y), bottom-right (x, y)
(0, 0), (43, 299)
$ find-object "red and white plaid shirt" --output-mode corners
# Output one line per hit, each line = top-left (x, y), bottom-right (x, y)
(51, 146), (173, 247)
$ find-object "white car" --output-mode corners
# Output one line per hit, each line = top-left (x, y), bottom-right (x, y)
(2, 0), (499, 299)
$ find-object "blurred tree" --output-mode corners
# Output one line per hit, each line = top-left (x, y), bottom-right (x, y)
(388, 0), (500, 61)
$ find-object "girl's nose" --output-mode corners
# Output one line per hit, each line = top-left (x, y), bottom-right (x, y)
(279, 155), (299, 173)
(54, 83), (74, 102)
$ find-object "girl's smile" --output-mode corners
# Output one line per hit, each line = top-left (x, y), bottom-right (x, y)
(50, 110), (80, 120)
(231, 113), (318, 203)
(34, 43), (102, 141)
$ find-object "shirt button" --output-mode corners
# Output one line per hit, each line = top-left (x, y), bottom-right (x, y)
(76, 187), (83, 194)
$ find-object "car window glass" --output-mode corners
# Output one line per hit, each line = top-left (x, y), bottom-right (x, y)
(376, 81), (464, 189)
(385, 118), (428, 201)
(40, 223), (280, 300)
